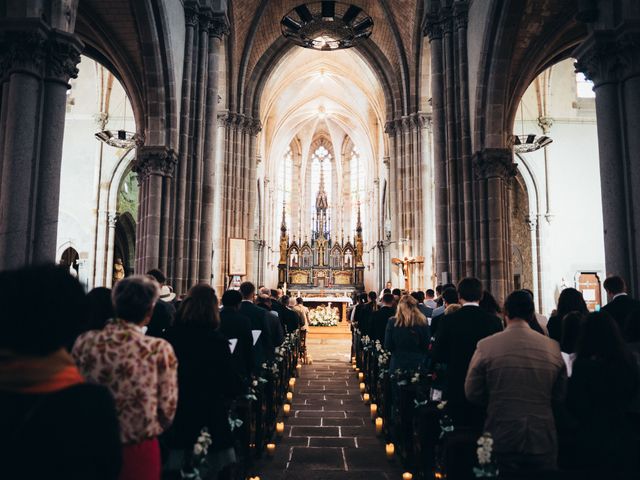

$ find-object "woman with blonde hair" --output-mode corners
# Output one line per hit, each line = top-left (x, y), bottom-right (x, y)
(384, 295), (430, 372)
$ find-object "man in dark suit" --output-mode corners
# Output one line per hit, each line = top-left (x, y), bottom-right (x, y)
(256, 289), (285, 347)
(432, 277), (503, 429)
(602, 276), (640, 338)
(370, 293), (396, 344)
(239, 282), (273, 372)
(430, 286), (458, 337)
(279, 295), (300, 334)
(220, 289), (254, 382)
(411, 291), (433, 319)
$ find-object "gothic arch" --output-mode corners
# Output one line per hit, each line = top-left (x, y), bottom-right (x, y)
(473, 0), (587, 150)
(76, 0), (180, 150)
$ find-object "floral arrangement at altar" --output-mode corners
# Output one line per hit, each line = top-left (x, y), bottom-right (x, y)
(308, 305), (339, 327)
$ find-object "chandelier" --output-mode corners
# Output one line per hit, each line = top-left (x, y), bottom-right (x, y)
(281, 2), (374, 51)
(512, 134), (553, 153)
(95, 94), (139, 149)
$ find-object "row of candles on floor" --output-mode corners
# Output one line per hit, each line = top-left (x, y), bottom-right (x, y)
(259, 359), (414, 480)
(355, 356), (414, 480)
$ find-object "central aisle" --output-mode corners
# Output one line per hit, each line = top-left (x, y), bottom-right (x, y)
(252, 326), (405, 479)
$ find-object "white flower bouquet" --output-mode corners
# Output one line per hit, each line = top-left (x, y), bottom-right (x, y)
(308, 305), (339, 326)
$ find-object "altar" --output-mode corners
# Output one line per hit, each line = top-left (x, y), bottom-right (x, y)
(300, 295), (353, 323)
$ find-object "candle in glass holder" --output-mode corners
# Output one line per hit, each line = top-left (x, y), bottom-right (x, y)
(352, 356), (356, 364)
(288, 378), (296, 390)
(296, 363), (302, 373)
(359, 382), (366, 393)
(358, 372), (364, 382)
(363, 393), (370, 404)
(286, 391), (293, 402)
(370, 403), (378, 418)
(385, 443), (395, 460)
(375, 417), (383, 435)
(283, 403), (291, 416)
(402, 473), (413, 480)
(266, 443), (276, 457)
(276, 421), (285, 437)
(352, 364), (357, 371)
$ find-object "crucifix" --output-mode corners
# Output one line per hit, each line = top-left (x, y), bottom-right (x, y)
(391, 256), (424, 292)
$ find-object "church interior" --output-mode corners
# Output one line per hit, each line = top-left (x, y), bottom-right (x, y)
(1, 1), (640, 479)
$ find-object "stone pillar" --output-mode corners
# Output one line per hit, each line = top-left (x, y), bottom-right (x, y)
(473, 148), (517, 301)
(425, 8), (450, 284)
(575, 27), (640, 295)
(172, 4), (198, 291)
(199, 13), (229, 284)
(0, 21), (81, 269)
(133, 146), (177, 274)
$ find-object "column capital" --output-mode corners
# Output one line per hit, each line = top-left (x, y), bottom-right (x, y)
(184, 2), (200, 27)
(209, 12), (230, 39)
(46, 32), (83, 84)
(574, 29), (640, 86)
(0, 22), (82, 83)
(133, 146), (178, 181)
(473, 148), (517, 180)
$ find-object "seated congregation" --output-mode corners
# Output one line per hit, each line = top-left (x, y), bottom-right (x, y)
(2, 263), (640, 479)
(352, 277), (640, 479)
(0, 265), (306, 480)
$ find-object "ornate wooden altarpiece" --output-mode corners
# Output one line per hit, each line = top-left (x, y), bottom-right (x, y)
(277, 166), (364, 293)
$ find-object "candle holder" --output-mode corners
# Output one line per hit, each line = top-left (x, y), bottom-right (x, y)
(375, 417), (383, 435)
(358, 372), (364, 382)
(276, 421), (285, 438)
(370, 403), (378, 419)
(385, 443), (395, 460)
(363, 393), (370, 404)
(359, 382), (366, 393)
(286, 391), (293, 402)
(402, 473), (413, 480)
(289, 378), (296, 391)
(283, 403), (291, 416)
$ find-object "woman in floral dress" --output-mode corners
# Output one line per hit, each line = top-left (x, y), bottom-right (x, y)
(73, 275), (178, 480)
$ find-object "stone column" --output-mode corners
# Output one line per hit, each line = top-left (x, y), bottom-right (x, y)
(172, 4), (198, 291)
(133, 146), (177, 274)
(199, 14), (229, 284)
(473, 148), (517, 301)
(424, 10), (450, 283)
(575, 28), (640, 295)
(0, 21), (82, 269)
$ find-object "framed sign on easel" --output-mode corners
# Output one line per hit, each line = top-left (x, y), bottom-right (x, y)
(228, 238), (246, 289)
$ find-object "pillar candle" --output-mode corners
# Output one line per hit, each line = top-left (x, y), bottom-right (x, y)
(266, 443), (276, 457)
(359, 382), (366, 393)
(402, 473), (413, 480)
(286, 391), (293, 402)
(358, 372), (364, 382)
(363, 393), (370, 404)
(276, 421), (285, 437)
(375, 417), (383, 435)
(370, 403), (378, 419)
(385, 443), (395, 460)
(283, 404), (291, 416)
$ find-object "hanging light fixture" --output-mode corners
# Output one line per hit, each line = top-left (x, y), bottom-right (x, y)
(95, 93), (139, 149)
(281, 2), (374, 51)
(512, 100), (552, 153)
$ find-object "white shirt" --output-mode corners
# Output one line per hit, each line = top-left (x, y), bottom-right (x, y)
(613, 292), (628, 300)
(462, 302), (480, 307)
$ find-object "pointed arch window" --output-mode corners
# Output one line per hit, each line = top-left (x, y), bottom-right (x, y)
(350, 146), (365, 232)
(310, 145), (332, 219)
(277, 146), (294, 230)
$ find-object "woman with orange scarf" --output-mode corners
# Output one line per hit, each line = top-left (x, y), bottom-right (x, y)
(0, 265), (122, 479)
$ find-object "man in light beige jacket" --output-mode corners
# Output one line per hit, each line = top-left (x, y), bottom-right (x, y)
(465, 290), (567, 472)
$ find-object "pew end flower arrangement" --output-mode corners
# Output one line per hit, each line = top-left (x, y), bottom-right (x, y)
(473, 433), (498, 478)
